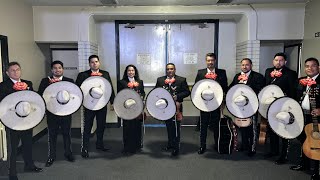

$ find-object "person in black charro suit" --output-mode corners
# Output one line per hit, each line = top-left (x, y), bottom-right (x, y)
(195, 53), (228, 154)
(155, 63), (190, 156)
(0, 62), (42, 180)
(264, 52), (297, 165)
(229, 58), (265, 157)
(117, 64), (145, 154)
(75, 55), (115, 158)
(290, 57), (320, 180)
(38, 61), (75, 167)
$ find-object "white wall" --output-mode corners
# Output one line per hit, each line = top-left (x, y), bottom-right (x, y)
(254, 4), (305, 40)
(0, 0), (46, 135)
(219, 20), (237, 83)
(301, 0), (320, 74)
(259, 42), (284, 74)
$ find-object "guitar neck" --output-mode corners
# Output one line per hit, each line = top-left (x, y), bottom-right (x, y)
(310, 97), (319, 132)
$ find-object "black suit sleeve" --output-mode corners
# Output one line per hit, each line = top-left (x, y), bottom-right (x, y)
(38, 78), (47, 96)
(176, 78), (190, 102)
(287, 71), (298, 99)
(104, 72), (115, 105)
(220, 70), (228, 93)
(252, 73), (265, 94)
(75, 72), (85, 87)
(229, 74), (238, 90)
(139, 80), (145, 99)
(195, 70), (201, 83)
(155, 77), (161, 88)
(0, 83), (6, 101)
(117, 80), (125, 93)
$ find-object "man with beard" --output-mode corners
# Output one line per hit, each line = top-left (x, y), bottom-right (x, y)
(38, 61), (75, 167)
(229, 58), (265, 156)
(264, 52), (297, 165)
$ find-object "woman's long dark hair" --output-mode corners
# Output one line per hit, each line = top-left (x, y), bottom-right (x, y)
(122, 64), (140, 81)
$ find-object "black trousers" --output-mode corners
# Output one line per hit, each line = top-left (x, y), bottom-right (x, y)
(200, 109), (220, 148)
(123, 119), (142, 153)
(165, 119), (181, 151)
(82, 107), (107, 151)
(47, 112), (72, 158)
(297, 114), (319, 174)
(239, 115), (257, 152)
(6, 128), (35, 176)
(268, 126), (288, 158)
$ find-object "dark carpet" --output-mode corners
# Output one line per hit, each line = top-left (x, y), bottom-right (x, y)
(0, 126), (311, 180)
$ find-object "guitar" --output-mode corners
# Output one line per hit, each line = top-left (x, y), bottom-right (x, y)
(258, 115), (268, 145)
(233, 117), (252, 127)
(303, 86), (320, 160)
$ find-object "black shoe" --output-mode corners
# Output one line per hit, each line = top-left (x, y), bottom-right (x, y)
(81, 149), (89, 158)
(198, 147), (206, 154)
(311, 174), (320, 180)
(9, 175), (18, 180)
(161, 146), (173, 151)
(45, 158), (54, 167)
(248, 151), (256, 157)
(24, 166), (43, 173)
(290, 165), (305, 171)
(264, 153), (278, 158)
(275, 157), (287, 165)
(96, 145), (110, 152)
(171, 149), (179, 157)
(65, 154), (75, 162)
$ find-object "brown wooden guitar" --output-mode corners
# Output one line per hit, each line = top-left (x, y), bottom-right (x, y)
(258, 115), (268, 145)
(303, 87), (320, 160)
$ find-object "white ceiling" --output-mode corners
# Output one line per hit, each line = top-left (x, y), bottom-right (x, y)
(24, 0), (308, 6)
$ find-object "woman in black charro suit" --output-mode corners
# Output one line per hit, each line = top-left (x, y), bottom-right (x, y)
(117, 65), (145, 154)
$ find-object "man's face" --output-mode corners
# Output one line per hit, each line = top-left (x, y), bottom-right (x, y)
(166, 64), (176, 78)
(273, 56), (286, 69)
(305, 60), (319, 78)
(241, 60), (252, 73)
(6, 65), (21, 81)
(89, 57), (100, 71)
(51, 64), (64, 77)
(206, 56), (216, 69)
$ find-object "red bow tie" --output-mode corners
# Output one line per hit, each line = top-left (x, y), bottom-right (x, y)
(165, 78), (175, 84)
(13, 82), (28, 91)
(91, 72), (103, 76)
(205, 72), (217, 80)
(299, 78), (316, 86)
(49, 78), (61, 84)
(238, 74), (248, 81)
(270, 70), (282, 78)
(128, 81), (139, 88)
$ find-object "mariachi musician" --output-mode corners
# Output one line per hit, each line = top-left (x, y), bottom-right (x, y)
(38, 61), (75, 167)
(195, 53), (228, 154)
(75, 55), (115, 158)
(290, 57), (320, 180)
(155, 63), (190, 156)
(0, 62), (42, 180)
(117, 64), (145, 154)
(264, 52), (297, 164)
(229, 58), (265, 156)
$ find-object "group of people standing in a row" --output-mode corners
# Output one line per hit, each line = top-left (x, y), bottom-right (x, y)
(1, 52), (319, 180)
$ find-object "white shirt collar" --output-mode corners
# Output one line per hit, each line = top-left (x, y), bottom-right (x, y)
(128, 77), (135, 82)
(241, 70), (251, 76)
(53, 76), (63, 80)
(309, 73), (319, 80)
(207, 68), (215, 73)
(10, 78), (20, 83)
